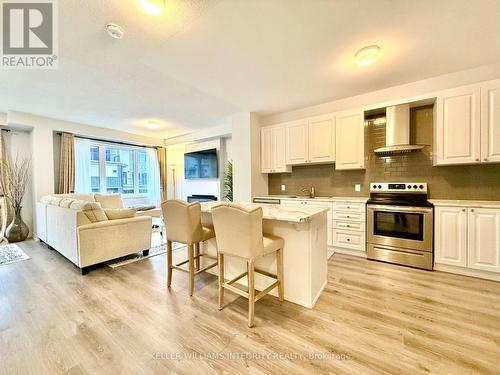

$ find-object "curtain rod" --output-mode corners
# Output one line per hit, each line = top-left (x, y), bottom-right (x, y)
(56, 132), (162, 149)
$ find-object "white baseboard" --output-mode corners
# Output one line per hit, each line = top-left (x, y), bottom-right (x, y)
(333, 247), (366, 258)
(434, 263), (500, 282)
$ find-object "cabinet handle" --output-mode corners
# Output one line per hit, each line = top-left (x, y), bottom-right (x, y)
(347, 238), (350, 242)
(347, 215), (350, 218)
(484, 158), (488, 161)
(346, 224), (350, 228)
(347, 206), (350, 209)
(470, 209), (475, 212)
(475, 158), (480, 162)
(462, 209), (466, 212)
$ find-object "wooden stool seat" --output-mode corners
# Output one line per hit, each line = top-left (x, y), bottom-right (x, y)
(162, 200), (217, 296)
(212, 203), (284, 328)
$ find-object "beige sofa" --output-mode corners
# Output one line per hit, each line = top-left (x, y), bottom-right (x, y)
(36, 193), (152, 274)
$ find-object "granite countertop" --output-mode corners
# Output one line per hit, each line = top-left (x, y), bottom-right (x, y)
(429, 199), (500, 209)
(255, 195), (369, 203)
(200, 201), (328, 223)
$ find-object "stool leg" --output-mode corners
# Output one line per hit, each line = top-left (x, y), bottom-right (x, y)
(167, 240), (173, 287)
(218, 253), (225, 310)
(194, 242), (200, 271)
(247, 260), (255, 328)
(276, 248), (284, 302)
(188, 244), (195, 296)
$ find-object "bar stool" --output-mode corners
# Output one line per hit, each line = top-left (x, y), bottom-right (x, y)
(161, 200), (218, 296)
(211, 203), (284, 328)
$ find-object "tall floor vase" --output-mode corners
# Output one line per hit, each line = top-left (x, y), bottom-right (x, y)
(5, 207), (29, 243)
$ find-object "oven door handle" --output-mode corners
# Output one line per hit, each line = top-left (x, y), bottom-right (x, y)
(367, 205), (433, 214)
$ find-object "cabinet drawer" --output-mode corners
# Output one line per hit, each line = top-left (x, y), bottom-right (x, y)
(334, 220), (365, 231)
(333, 229), (365, 250)
(333, 202), (365, 212)
(334, 211), (364, 221)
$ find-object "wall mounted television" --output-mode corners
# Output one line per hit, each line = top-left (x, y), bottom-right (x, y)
(184, 148), (218, 179)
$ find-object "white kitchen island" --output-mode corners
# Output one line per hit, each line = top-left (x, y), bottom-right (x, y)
(199, 202), (328, 308)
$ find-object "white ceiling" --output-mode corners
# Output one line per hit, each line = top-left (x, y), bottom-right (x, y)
(1, 0), (500, 139)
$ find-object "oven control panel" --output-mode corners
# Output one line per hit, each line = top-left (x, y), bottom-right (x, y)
(370, 182), (427, 193)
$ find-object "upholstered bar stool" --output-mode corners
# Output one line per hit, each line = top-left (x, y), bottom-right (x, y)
(161, 200), (218, 296)
(211, 203), (284, 328)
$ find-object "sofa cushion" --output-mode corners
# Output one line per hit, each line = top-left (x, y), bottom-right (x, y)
(59, 198), (76, 208)
(83, 207), (108, 223)
(104, 208), (136, 220)
(94, 194), (124, 209)
(65, 194), (95, 202)
(69, 201), (101, 211)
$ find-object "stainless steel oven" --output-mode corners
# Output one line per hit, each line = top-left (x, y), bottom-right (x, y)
(367, 205), (433, 251)
(366, 182), (434, 270)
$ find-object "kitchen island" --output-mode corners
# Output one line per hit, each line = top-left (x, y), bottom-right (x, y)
(199, 202), (328, 308)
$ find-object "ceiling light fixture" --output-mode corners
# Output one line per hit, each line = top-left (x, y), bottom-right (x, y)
(105, 23), (125, 39)
(147, 121), (160, 129)
(134, 0), (165, 16)
(354, 45), (380, 66)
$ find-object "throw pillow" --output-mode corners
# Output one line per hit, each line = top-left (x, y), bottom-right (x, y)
(94, 193), (124, 209)
(104, 208), (136, 220)
(83, 207), (108, 223)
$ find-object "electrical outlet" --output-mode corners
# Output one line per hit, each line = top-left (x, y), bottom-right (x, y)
(355, 184), (361, 192)
(281, 184), (286, 191)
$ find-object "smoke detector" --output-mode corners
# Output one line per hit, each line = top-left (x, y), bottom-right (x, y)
(105, 23), (125, 39)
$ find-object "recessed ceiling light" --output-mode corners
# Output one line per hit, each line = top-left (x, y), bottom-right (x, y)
(134, 0), (165, 16)
(354, 45), (380, 66)
(147, 121), (160, 129)
(105, 23), (124, 39)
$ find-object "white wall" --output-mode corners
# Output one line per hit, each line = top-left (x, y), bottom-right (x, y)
(6, 111), (164, 236)
(3, 130), (33, 235)
(261, 61), (500, 125)
(231, 113), (267, 202)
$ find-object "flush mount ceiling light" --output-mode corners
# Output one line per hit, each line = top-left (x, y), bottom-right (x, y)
(105, 23), (124, 39)
(354, 45), (380, 66)
(134, 0), (165, 16)
(147, 121), (160, 129)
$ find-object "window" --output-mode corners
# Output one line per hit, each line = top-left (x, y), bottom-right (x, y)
(79, 143), (153, 196)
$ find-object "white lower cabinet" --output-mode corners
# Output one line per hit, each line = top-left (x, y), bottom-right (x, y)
(434, 206), (468, 267)
(434, 205), (500, 279)
(468, 208), (500, 273)
(332, 201), (366, 256)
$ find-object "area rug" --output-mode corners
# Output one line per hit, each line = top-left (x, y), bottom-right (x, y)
(106, 242), (186, 268)
(0, 243), (30, 266)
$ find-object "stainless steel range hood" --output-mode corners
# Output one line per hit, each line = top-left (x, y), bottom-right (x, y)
(374, 104), (425, 155)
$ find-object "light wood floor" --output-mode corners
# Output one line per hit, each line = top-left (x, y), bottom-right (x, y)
(1, 240), (500, 374)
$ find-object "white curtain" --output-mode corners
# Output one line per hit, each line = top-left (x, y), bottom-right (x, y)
(146, 148), (161, 207)
(74, 138), (92, 193)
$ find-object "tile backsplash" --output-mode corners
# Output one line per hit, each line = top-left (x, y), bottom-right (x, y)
(268, 106), (500, 200)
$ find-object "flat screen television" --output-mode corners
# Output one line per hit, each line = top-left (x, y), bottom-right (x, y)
(184, 148), (218, 179)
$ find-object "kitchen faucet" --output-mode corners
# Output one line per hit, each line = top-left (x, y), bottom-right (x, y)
(302, 187), (315, 198)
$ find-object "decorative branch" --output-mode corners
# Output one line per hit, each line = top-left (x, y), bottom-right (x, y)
(0, 154), (31, 213)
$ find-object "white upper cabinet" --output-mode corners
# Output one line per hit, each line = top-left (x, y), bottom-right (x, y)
(435, 80), (500, 166)
(434, 206), (468, 267)
(335, 109), (365, 170)
(261, 127), (273, 173)
(308, 115), (335, 163)
(286, 120), (308, 164)
(435, 85), (481, 165)
(286, 115), (335, 165)
(481, 79), (500, 163)
(468, 208), (500, 273)
(261, 125), (291, 174)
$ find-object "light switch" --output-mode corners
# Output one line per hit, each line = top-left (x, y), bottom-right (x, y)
(281, 184), (286, 191)
(355, 184), (361, 192)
